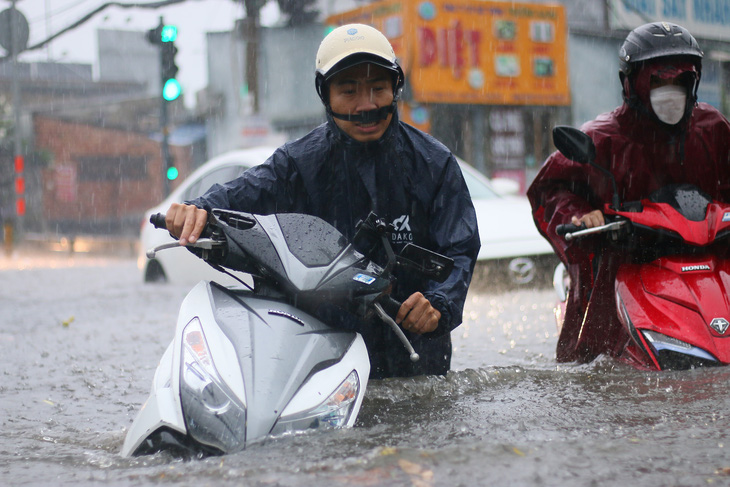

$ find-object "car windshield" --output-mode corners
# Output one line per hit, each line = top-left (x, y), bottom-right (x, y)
(460, 166), (499, 200)
(181, 164), (247, 201)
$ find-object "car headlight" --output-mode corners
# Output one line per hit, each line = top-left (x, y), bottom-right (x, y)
(270, 370), (360, 437)
(180, 318), (247, 453)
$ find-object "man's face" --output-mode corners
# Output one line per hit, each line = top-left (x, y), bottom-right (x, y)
(328, 63), (395, 143)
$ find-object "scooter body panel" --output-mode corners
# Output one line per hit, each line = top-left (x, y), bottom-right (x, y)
(615, 255), (730, 369)
(123, 279), (369, 456)
(206, 282), (366, 442)
(120, 342), (186, 457)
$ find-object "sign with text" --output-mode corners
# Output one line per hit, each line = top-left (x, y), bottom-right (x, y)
(609, 0), (730, 42)
(327, 0), (570, 106)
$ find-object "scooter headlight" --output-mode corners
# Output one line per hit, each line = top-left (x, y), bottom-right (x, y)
(270, 370), (360, 437)
(179, 318), (247, 453)
(642, 329), (718, 369)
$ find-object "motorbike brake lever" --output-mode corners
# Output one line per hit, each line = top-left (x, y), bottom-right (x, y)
(373, 303), (420, 363)
(146, 238), (221, 259)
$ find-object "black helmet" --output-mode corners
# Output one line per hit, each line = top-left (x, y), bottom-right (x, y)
(619, 22), (703, 77)
(618, 22), (703, 124)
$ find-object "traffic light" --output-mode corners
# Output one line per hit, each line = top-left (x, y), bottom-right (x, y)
(148, 19), (181, 194)
(160, 41), (180, 101)
(166, 163), (179, 181)
(147, 22), (181, 102)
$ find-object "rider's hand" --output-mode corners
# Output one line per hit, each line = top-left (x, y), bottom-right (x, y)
(165, 203), (209, 246)
(397, 292), (441, 334)
(571, 210), (604, 229)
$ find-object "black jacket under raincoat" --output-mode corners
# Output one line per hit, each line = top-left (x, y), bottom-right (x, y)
(188, 112), (481, 379)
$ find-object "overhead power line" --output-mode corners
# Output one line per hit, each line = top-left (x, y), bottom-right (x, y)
(24, 0), (189, 53)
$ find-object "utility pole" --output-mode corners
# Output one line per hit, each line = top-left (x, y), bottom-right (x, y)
(11, 0), (22, 232)
(0, 1), (29, 254)
(242, 0), (265, 113)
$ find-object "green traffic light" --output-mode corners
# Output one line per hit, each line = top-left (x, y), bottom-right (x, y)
(163, 78), (182, 101)
(161, 25), (177, 42)
(166, 166), (179, 180)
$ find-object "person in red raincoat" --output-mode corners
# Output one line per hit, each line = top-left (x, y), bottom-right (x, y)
(527, 22), (730, 363)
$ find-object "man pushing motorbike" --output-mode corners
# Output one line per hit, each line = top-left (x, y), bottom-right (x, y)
(528, 22), (730, 363)
(164, 24), (480, 379)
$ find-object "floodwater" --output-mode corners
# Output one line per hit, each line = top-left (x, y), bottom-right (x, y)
(2, 253), (730, 486)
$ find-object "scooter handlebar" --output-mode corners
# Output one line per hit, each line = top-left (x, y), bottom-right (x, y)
(150, 213), (167, 230)
(558, 220), (627, 242)
(378, 295), (402, 320)
(556, 222), (585, 236)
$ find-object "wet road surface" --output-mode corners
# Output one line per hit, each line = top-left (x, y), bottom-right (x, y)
(2, 255), (730, 486)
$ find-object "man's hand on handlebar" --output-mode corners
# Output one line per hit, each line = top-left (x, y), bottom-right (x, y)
(397, 292), (441, 334)
(165, 203), (209, 246)
(571, 209), (604, 229)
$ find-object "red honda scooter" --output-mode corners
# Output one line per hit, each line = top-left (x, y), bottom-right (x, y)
(552, 126), (730, 370)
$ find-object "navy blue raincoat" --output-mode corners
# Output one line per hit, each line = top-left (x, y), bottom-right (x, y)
(188, 112), (480, 378)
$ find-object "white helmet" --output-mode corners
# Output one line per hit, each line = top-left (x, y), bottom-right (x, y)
(315, 23), (404, 105)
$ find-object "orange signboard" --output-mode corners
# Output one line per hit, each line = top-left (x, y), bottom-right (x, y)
(326, 0), (570, 106)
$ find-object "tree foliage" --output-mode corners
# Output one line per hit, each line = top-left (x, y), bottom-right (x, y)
(277, 0), (319, 26)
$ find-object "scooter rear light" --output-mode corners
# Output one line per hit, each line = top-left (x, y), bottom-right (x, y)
(180, 318), (247, 453)
(269, 370), (360, 437)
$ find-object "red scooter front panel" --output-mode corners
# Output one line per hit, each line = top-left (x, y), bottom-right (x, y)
(616, 256), (730, 368)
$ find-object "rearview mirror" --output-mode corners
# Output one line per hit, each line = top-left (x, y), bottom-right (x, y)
(397, 244), (454, 283)
(552, 126), (596, 165)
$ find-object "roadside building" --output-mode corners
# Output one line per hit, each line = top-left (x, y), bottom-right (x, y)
(5, 29), (202, 240)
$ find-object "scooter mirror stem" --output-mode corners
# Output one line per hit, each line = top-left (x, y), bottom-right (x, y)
(588, 161), (621, 210)
(553, 126), (622, 210)
(380, 233), (397, 275)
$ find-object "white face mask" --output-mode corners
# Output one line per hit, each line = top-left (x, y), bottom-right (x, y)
(649, 85), (687, 125)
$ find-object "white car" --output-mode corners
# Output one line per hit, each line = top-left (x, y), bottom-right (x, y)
(457, 161), (555, 284)
(139, 149), (554, 285)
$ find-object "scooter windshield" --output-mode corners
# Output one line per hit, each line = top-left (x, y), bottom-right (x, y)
(276, 214), (348, 267)
(649, 184), (712, 222)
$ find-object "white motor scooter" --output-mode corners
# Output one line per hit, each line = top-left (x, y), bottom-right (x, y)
(121, 209), (452, 457)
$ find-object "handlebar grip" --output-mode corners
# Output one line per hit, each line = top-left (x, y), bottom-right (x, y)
(379, 295), (402, 320)
(556, 222), (586, 236)
(150, 213), (167, 230)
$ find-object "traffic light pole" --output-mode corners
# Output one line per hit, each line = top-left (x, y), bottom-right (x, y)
(147, 16), (182, 197)
(160, 81), (172, 197)
(152, 16), (175, 197)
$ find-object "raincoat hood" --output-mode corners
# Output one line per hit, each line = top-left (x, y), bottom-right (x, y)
(624, 58), (699, 129)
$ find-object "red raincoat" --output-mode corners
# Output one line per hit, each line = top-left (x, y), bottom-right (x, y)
(528, 102), (730, 362)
